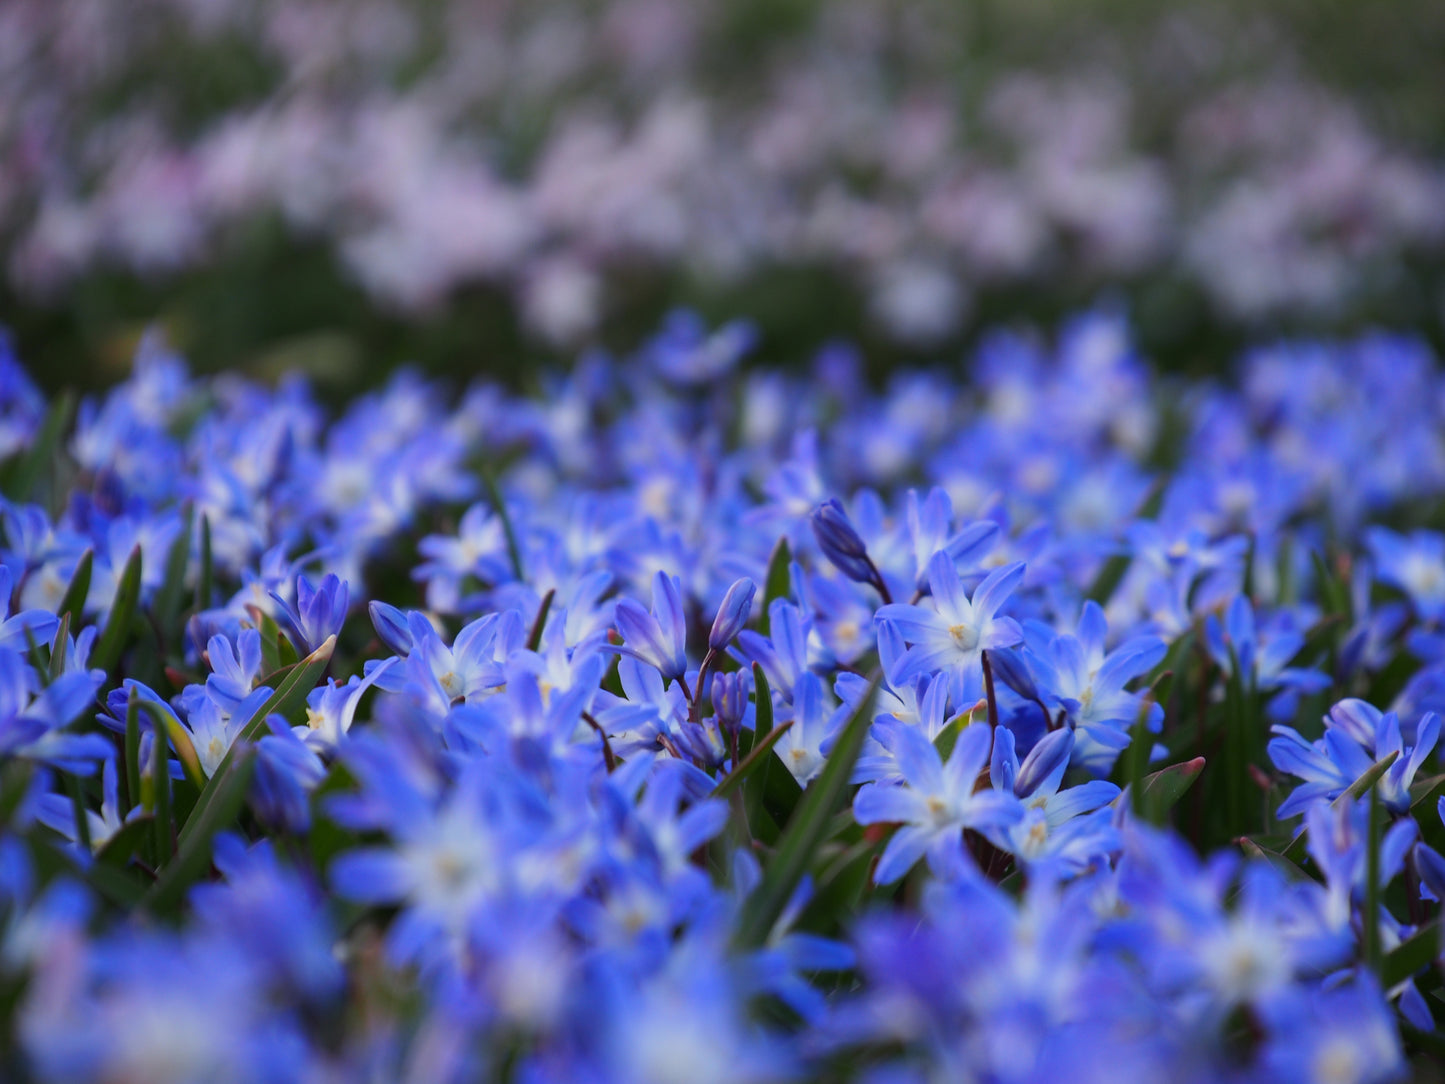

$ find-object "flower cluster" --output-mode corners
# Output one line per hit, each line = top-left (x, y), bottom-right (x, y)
(1, 309), (1444, 1079)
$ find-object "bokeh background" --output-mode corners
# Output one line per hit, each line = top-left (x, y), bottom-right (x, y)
(4, 0), (1444, 393)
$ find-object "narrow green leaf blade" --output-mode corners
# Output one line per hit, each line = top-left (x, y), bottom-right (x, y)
(759, 538), (791, 637)
(527, 588), (556, 652)
(146, 749), (257, 913)
(742, 662), (778, 839)
(1384, 922), (1442, 989)
(48, 611), (70, 684)
(1237, 836), (1311, 881)
(713, 721), (794, 800)
(95, 815), (155, 869)
(90, 545), (143, 676)
(179, 635), (334, 846)
(1136, 756), (1206, 824)
(194, 513), (213, 614)
(123, 690), (142, 816)
(1283, 750), (1401, 863)
(151, 504), (194, 636)
(751, 663), (774, 740)
(55, 548), (93, 626)
(84, 858), (149, 909)
(733, 675), (878, 948)
(135, 700), (206, 793)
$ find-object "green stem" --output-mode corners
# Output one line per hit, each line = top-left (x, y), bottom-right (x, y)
(1364, 782), (1382, 975)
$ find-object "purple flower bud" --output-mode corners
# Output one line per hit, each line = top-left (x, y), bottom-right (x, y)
(811, 499), (875, 584)
(712, 669), (752, 737)
(368, 600), (414, 657)
(708, 577), (757, 650)
(272, 573), (349, 654)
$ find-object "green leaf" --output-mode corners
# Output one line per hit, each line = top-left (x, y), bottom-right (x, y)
(95, 815), (155, 869)
(123, 691), (142, 816)
(1237, 836), (1311, 881)
(55, 548), (93, 626)
(807, 836), (883, 926)
(151, 504), (194, 637)
(151, 699), (173, 868)
(751, 663), (775, 740)
(179, 635), (334, 847)
(1220, 640), (1254, 837)
(1383, 923), (1440, 989)
(759, 537), (791, 637)
(134, 699), (206, 793)
(48, 611), (70, 684)
(713, 721), (794, 800)
(0, 761), (35, 827)
(1, 391), (73, 504)
(742, 663), (778, 841)
(1338, 749), (1400, 803)
(63, 772), (92, 853)
(1241, 532), (1258, 603)
(1411, 772), (1445, 808)
(733, 675), (879, 949)
(194, 513), (213, 614)
(1364, 782), (1383, 974)
(1309, 547), (1353, 624)
(481, 469), (523, 581)
(90, 545), (143, 676)
(932, 709), (978, 763)
(1283, 750), (1401, 864)
(1136, 757), (1206, 824)
(84, 857), (150, 910)
(1284, 614), (1344, 672)
(145, 748), (257, 913)
(246, 605), (284, 677)
(1149, 627), (1193, 710)
(748, 662), (804, 843)
(527, 588), (556, 652)
(309, 761), (359, 873)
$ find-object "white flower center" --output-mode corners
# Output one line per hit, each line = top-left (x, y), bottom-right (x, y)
(1313, 1040), (1362, 1084)
(925, 794), (953, 826)
(949, 623), (980, 651)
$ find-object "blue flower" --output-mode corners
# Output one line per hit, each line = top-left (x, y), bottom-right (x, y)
(735, 597), (816, 707)
(708, 577), (756, 651)
(902, 487), (999, 593)
(612, 570), (689, 683)
(773, 672), (846, 786)
(853, 719), (1020, 884)
(271, 571), (348, 654)
(810, 498), (882, 591)
(1367, 526), (1445, 624)
(1014, 601), (1165, 776)
(0, 647), (108, 772)
(875, 552), (1025, 705)
(986, 726), (1120, 870)
(1269, 699), (1440, 818)
(1205, 594), (1330, 720)
(0, 565), (57, 654)
(1258, 975), (1404, 1084)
